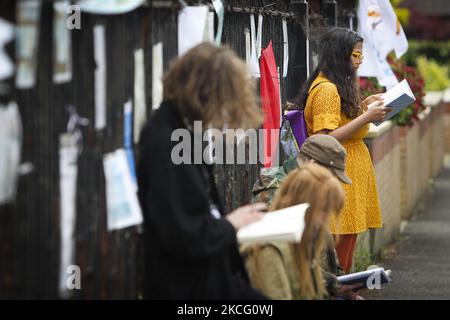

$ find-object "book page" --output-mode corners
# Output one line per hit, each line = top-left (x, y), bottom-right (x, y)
(237, 203), (309, 244)
(369, 79), (416, 126)
(381, 79), (415, 106)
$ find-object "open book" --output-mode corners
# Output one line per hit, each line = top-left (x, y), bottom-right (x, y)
(237, 203), (309, 244)
(337, 267), (392, 289)
(371, 79), (416, 126)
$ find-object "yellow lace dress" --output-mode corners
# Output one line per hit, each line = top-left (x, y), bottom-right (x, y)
(304, 73), (382, 234)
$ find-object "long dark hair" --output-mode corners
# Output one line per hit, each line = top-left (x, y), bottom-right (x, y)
(294, 27), (363, 119)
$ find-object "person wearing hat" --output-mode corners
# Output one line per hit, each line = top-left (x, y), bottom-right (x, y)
(244, 134), (364, 299)
(243, 162), (364, 300)
(296, 134), (352, 185)
(251, 134), (351, 207)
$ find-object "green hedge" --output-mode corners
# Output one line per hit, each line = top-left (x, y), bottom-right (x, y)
(417, 56), (450, 91)
(403, 40), (450, 74)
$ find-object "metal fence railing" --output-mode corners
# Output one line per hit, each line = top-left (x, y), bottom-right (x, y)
(0, 0), (353, 299)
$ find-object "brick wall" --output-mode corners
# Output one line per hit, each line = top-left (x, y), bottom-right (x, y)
(403, 123), (421, 219)
(357, 99), (447, 262)
(364, 125), (401, 254)
(431, 105), (445, 176)
(444, 103), (450, 153)
(419, 112), (432, 202)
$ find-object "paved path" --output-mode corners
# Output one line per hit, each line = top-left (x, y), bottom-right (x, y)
(368, 166), (450, 300)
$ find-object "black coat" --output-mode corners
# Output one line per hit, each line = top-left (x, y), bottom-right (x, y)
(137, 101), (265, 300)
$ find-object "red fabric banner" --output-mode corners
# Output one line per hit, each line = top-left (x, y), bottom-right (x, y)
(259, 41), (280, 167)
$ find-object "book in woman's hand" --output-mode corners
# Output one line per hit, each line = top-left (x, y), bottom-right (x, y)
(237, 203), (309, 244)
(371, 79), (416, 126)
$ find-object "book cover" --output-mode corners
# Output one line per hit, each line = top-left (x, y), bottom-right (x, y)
(237, 203), (309, 244)
(372, 79), (416, 126)
(337, 267), (392, 289)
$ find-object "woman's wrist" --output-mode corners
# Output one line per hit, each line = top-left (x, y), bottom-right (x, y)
(359, 111), (370, 124)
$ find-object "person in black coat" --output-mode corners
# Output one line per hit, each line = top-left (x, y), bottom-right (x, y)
(137, 43), (267, 300)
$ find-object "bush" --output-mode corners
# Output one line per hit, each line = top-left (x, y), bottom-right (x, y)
(359, 57), (426, 126)
(416, 56), (450, 91)
(353, 247), (374, 273)
(390, 57), (426, 126)
(402, 40), (450, 75)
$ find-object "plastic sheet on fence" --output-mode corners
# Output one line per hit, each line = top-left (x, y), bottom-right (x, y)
(77, 0), (146, 15)
(178, 6), (209, 56)
(0, 102), (22, 205)
(0, 17), (14, 81)
(16, 0), (41, 89)
(53, 1), (72, 84)
(134, 48), (146, 143)
(212, 0), (224, 46)
(282, 19), (289, 78)
(103, 149), (143, 231)
(58, 132), (78, 297)
(248, 14), (262, 78)
(93, 24), (106, 131)
(152, 42), (163, 111)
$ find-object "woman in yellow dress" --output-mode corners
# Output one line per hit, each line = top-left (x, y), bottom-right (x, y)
(294, 27), (392, 273)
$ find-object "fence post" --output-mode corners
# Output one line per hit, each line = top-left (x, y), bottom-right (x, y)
(286, 0), (309, 101)
(322, 0), (338, 27)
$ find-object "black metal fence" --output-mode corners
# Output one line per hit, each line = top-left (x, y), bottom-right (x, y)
(0, 0), (354, 299)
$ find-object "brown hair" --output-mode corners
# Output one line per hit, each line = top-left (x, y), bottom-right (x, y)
(271, 163), (345, 299)
(163, 42), (262, 130)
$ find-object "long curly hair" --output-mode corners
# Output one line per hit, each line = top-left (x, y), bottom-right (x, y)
(294, 27), (363, 119)
(163, 43), (262, 131)
(271, 163), (345, 299)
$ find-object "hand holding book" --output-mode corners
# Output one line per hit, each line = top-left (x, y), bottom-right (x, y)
(366, 79), (416, 126)
(364, 99), (393, 123)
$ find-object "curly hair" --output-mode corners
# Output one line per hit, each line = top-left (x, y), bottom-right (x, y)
(163, 43), (262, 131)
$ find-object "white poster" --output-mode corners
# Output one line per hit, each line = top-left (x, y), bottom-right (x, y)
(178, 6), (209, 56)
(77, 0), (146, 15)
(0, 102), (22, 205)
(53, 1), (72, 84)
(104, 149), (143, 231)
(16, 0), (41, 89)
(152, 42), (163, 111)
(134, 48), (146, 143)
(0, 18), (15, 81)
(93, 25), (106, 130)
(58, 133), (78, 297)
